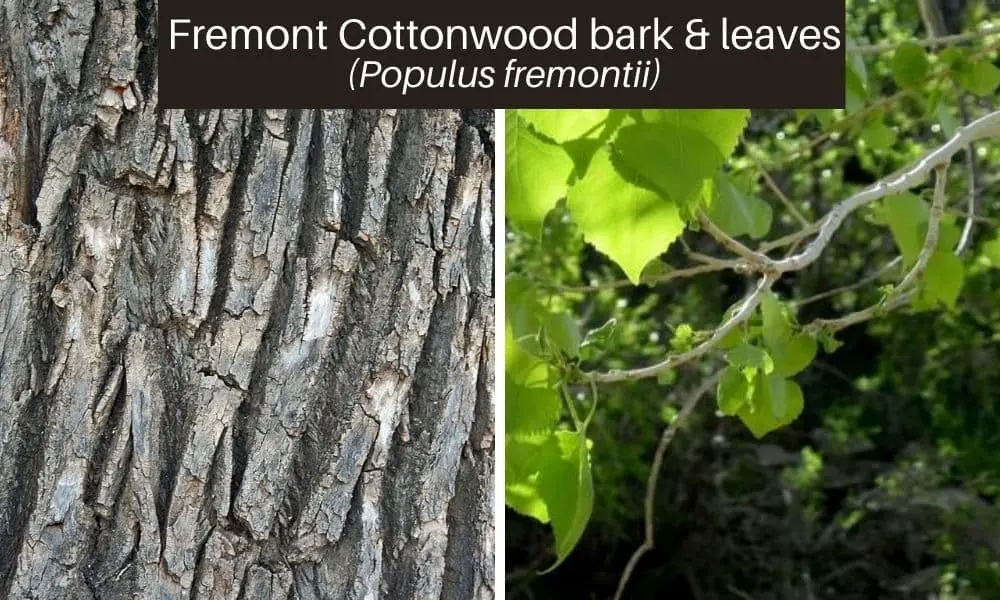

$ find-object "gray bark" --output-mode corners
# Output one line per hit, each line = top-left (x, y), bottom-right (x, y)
(0, 2), (495, 598)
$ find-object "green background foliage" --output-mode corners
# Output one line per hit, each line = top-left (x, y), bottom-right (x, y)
(505, 1), (1000, 597)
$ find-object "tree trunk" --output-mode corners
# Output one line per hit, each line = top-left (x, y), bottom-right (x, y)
(0, 2), (495, 598)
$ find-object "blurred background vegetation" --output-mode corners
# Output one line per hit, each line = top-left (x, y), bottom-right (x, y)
(505, 1), (1000, 598)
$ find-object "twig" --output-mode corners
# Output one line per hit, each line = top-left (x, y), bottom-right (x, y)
(852, 23), (1000, 55)
(806, 165), (950, 333)
(895, 164), (949, 291)
(586, 275), (776, 383)
(793, 257), (902, 307)
(697, 210), (774, 269)
(726, 585), (757, 600)
(751, 156), (810, 226)
(945, 207), (995, 224)
(806, 289), (916, 334)
(758, 223), (820, 254)
(956, 96), (982, 254)
(535, 262), (735, 293)
(612, 372), (723, 600)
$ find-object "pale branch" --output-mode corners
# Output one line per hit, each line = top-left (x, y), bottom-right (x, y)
(758, 222), (820, 254)
(806, 290), (917, 334)
(685, 250), (743, 269)
(956, 98), (982, 254)
(583, 109), (1000, 385)
(805, 166), (950, 334)
(587, 275), (776, 383)
(612, 371), (723, 600)
(772, 109), (1000, 274)
(955, 164), (979, 253)
(696, 210), (773, 269)
(852, 23), (1000, 55)
(896, 165), (949, 292)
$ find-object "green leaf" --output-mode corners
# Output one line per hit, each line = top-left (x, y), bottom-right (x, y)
(760, 293), (789, 347)
(982, 235), (1000, 267)
(916, 251), (965, 310)
(639, 259), (673, 284)
(796, 109), (835, 128)
(506, 112), (574, 237)
(505, 435), (557, 523)
(891, 42), (930, 88)
(613, 122), (726, 213)
(770, 334), (817, 378)
(737, 374), (805, 438)
(540, 311), (581, 357)
(816, 326), (844, 354)
(939, 47), (967, 70)
(670, 323), (697, 352)
(563, 111), (630, 176)
(562, 137), (603, 178)
(718, 326), (745, 350)
(581, 318), (617, 350)
(760, 293), (816, 377)
(705, 172), (773, 239)
(567, 146), (685, 284)
(618, 110), (749, 216)
(519, 109), (610, 143)
(955, 60), (1000, 96)
(506, 276), (543, 337)
(846, 51), (869, 113)
(882, 193), (928, 265)
(717, 366), (753, 415)
(724, 343), (774, 375)
(505, 324), (549, 387)
(506, 381), (562, 442)
(935, 102), (959, 138)
(847, 50), (868, 91)
(538, 431), (594, 572)
(639, 109), (750, 161)
(861, 119), (897, 150)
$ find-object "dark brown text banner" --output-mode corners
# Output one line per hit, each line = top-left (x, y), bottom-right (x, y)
(158, 0), (846, 108)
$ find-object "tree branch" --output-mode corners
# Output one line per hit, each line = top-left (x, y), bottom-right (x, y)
(756, 161), (810, 227)
(773, 110), (1000, 274)
(587, 275), (776, 383)
(697, 210), (774, 269)
(583, 109), (1000, 384)
(896, 164), (949, 292)
(852, 23), (1000, 55)
(805, 164), (950, 333)
(793, 257), (902, 308)
(612, 372), (723, 600)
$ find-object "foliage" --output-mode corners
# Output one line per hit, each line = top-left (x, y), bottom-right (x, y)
(505, 0), (1000, 594)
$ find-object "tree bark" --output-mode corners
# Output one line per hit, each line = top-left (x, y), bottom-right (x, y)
(0, 2), (495, 598)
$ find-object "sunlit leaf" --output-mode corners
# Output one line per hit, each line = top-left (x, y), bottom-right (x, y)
(567, 147), (685, 284)
(506, 112), (573, 237)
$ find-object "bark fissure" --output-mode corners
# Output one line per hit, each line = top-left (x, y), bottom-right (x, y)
(0, 5), (494, 596)
(200, 110), (264, 339)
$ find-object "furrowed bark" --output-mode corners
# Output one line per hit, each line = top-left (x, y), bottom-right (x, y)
(0, 2), (495, 599)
